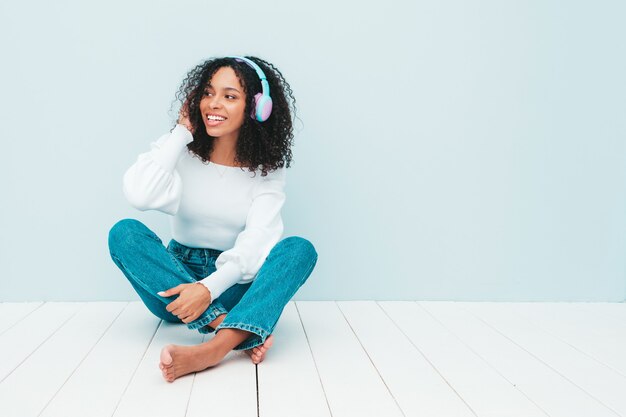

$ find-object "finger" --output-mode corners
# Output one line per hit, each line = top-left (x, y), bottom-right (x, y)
(182, 313), (196, 323)
(165, 285), (185, 297)
(167, 302), (181, 314)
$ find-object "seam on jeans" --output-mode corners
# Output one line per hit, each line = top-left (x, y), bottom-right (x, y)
(205, 256), (318, 349)
(143, 230), (163, 244)
(237, 334), (267, 350)
(186, 315), (213, 331)
(111, 254), (180, 323)
(165, 251), (189, 276)
(186, 304), (227, 330)
(216, 322), (269, 339)
(215, 322), (268, 350)
(298, 256), (318, 287)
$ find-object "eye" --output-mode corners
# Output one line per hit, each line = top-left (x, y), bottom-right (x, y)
(226, 95), (237, 99)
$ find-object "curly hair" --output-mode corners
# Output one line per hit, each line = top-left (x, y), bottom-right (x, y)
(168, 56), (297, 177)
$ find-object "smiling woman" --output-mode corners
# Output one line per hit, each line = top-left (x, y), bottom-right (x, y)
(196, 67), (247, 155)
(108, 55), (318, 383)
(173, 56), (296, 176)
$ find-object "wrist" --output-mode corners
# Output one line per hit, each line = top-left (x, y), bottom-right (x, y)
(196, 282), (212, 301)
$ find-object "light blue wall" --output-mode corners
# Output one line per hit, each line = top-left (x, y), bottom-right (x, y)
(1, 0), (624, 301)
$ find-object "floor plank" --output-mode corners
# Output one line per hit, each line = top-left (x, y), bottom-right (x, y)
(426, 301), (621, 417)
(111, 320), (205, 417)
(379, 301), (548, 417)
(185, 338), (257, 416)
(504, 302), (626, 377)
(0, 302), (43, 335)
(1, 300), (624, 417)
(0, 302), (126, 417)
(338, 301), (475, 417)
(0, 302), (80, 382)
(578, 302), (626, 323)
(257, 301), (331, 417)
(39, 302), (160, 417)
(296, 301), (404, 417)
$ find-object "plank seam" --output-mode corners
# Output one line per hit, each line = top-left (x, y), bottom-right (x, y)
(109, 318), (163, 417)
(0, 303), (79, 385)
(578, 303), (626, 327)
(510, 304), (626, 379)
(294, 302), (334, 417)
(376, 301), (480, 417)
(37, 302), (130, 417)
(336, 301), (406, 417)
(0, 302), (45, 338)
(184, 334), (205, 417)
(418, 302), (553, 417)
(459, 303), (621, 417)
(255, 363), (260, 417)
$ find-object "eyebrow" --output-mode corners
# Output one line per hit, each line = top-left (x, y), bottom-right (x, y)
(206, 84), (241, 93)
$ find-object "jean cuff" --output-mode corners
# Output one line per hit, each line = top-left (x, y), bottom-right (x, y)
(187, 302), (228, 334)
(214, 322), (271, 350)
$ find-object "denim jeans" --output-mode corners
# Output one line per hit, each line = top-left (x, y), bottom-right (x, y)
(107, 218), (318, 351)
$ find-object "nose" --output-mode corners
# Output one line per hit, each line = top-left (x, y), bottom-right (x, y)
(209, 94), (222, 109)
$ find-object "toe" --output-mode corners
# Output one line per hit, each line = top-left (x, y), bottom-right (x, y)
(160, 344), (174, 366)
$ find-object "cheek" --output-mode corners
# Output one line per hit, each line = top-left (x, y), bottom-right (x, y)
(231, 103), (247, 122)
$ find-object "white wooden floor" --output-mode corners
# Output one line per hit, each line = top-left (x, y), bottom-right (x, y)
(0, 301), (625, 417)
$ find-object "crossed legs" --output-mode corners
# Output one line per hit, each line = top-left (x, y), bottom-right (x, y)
(159, 314), (274, 382)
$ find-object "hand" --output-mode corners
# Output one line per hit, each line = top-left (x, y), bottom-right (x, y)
(177, 96), (195, 134)
(158, 283), (212, 323)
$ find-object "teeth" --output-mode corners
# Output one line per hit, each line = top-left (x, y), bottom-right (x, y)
(207, 115), (226, 121)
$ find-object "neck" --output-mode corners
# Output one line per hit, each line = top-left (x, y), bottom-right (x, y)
(210, 135), (238, 166)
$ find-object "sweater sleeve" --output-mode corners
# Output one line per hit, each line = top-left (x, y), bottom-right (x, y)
(122, 124), (193, 215)
(198, 167), (287, 300)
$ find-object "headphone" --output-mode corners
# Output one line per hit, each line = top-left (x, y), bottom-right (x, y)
(227, 56), (273, 122)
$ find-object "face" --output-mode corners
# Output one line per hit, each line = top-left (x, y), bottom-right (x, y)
(199, 66), (247, 141)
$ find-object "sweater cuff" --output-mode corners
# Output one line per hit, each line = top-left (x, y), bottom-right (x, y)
(198, 261), (242, 301)
(149, 124), (194, 171)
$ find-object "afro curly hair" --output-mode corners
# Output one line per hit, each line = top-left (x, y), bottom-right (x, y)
(169, 56), (297, 177)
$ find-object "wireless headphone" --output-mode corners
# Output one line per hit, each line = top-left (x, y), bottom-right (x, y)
(228, 56), (273, 122)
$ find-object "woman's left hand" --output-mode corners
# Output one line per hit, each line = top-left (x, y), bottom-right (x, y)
(158, 283), (212, 323)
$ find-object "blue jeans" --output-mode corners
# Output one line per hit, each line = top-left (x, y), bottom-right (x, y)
(107, 218), (318, 351)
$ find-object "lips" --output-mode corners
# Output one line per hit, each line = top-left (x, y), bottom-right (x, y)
(206, 113), (227, 127)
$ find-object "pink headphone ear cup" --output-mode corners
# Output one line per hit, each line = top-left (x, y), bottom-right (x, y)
(252, 93), (273, 122)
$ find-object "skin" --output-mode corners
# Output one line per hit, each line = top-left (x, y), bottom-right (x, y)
(158, 66), (273, 382)
(179, 66), (247, 166)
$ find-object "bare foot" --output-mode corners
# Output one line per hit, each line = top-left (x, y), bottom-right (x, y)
(245, 335), (274, 364)
(158, 342), (225, 383)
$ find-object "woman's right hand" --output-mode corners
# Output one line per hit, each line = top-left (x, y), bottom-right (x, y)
(178, 98), (195, 134)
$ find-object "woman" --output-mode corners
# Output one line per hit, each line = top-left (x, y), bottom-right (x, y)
(108, 56), (318, 383)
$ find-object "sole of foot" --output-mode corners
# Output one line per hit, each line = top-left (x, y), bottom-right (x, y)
(158, 343), (221, 383)
(245, 334), (274, 364)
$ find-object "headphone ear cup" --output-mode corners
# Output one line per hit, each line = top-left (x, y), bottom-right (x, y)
(252, 93), (273, 122)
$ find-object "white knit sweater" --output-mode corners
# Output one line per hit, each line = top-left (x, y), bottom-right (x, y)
(122, 124), (286, 300)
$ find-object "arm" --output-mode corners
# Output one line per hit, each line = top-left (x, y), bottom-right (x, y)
(122, 124), (193, 215)
(198, 167), (287, 300)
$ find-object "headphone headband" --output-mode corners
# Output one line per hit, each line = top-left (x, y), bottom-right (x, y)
(227, 55), (273, 122)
